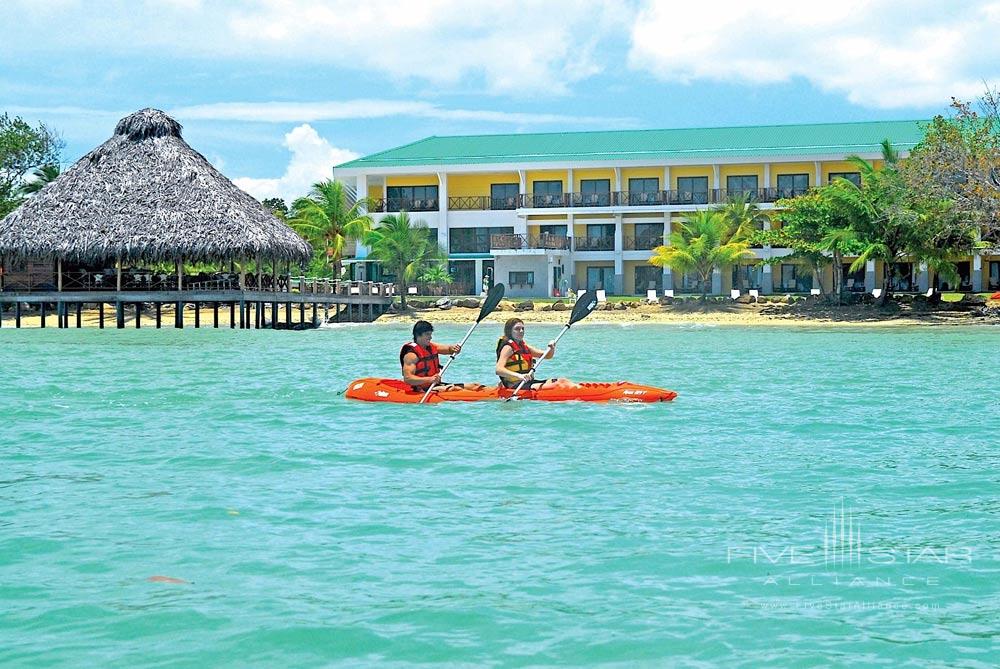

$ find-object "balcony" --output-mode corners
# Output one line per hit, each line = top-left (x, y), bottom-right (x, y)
(624, 236), (663, 251)
(491, 233), (570, 251)
(448, 195), (518, 211)
(369, 197), (439, 213)
(510, 188), (810, 209)
(574, 236), (615, 251)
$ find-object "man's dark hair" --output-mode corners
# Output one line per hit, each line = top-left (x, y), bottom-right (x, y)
(413, 320), (433, 339)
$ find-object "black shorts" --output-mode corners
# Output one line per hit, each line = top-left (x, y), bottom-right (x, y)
(499, 378), (548, 389)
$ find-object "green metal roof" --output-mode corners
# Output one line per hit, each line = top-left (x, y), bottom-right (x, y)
(337, 120), (928, 170)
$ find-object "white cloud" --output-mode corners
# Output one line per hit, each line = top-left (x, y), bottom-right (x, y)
(4, 0), (629, 96)
(171, 99), (633, 126)
(628, 0), (1000, 108)
(232, 124), (358, 203)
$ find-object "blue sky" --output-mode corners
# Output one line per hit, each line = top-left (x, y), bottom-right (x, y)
(3, 0), (999, 202)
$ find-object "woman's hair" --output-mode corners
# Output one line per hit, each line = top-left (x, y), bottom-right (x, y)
(503, 318), (524, 341)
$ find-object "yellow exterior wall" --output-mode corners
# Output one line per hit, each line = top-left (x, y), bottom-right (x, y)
(386, 176), (437, 187)
(367, 185), (383, 200)
(527, 214), (569, 222)
(526, 170), (566, 190)
(719, 164), (764, 182)
(670, 166), (712, 189)
(448, 172), (518, 198)
(573, 168), (615, 192)
(621, 167), (664, 187)
(770, 162), (815, 188)
(821, 160), (861, 184)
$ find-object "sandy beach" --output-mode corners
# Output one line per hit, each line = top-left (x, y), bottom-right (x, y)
(378, 298), (1000, 328)
(3, 298), (998, 329)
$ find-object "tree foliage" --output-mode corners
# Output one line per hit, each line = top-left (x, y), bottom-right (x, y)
(364, 211), (443, 309)
(262, 197), (289, 218)
(0, 112), (63, 217)
(649, 209), (754, 300)
(288, 180), (372, 278)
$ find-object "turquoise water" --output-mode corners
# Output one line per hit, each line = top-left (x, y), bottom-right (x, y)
(2, 323), (999, 667)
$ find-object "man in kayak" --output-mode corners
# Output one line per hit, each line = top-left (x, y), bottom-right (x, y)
(495, 318), (577, 390)
(400, 320), (469, 391)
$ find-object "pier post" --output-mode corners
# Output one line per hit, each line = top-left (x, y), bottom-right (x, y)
(175, 301), (184, 329)
(76, 303), (82, 328)
(98, 303), (104, 329)
(239, 298), (245, 329)
(312, 303), (317, 324)
(213, 302), (219, 328)
(286, 302), (292, 327)
(116, 301), (124, 329)
(271, 301), (277, 328)
(40, 302), (47, 328)
(135, 303), (141, 328)
(194, 302), (200, 328)
(323, 304), (329, 324)
(156, 303), (162, 328)
(229, 302), (235, 328)
(16, 301), (21, 328)
(299, 302), (305, 324)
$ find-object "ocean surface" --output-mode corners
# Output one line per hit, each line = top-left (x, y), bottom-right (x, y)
(1, 323), (999, 668)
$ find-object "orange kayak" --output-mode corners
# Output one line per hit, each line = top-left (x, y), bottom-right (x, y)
(345, 378), (677, 404)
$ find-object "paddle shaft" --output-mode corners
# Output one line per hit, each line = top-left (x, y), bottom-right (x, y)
(506, 324), (572, 400)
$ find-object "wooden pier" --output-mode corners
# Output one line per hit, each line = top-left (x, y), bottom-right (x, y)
(0, 280), (394, 330)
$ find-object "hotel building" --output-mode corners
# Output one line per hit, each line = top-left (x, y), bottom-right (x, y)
(335, 121), (999, 298)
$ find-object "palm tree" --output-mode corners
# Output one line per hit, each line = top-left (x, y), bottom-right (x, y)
(364, 211), (443, 310)
(719, 193), (768, 291)
(819, 227), (857, 304)
(649, 210), (755, 300)
(289, 180), (372, 278)
(419, 263), (453, 296)
(18, 163), (60, 196)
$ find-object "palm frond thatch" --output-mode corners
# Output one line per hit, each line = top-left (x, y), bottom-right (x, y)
(0, 108), (312, 264)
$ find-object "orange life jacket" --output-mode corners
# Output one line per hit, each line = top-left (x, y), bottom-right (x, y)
(400, 341), (441, 377)
(496, 337), (533, 374)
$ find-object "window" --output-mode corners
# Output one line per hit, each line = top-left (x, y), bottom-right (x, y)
(776, 174), (809, 198)
(491, 183), (518, 210)
(532, 180), (563, 207)
(990, 261), (1000, 290)
(632, 223), (663, 250)
(628, 177), (660, 205)
(726, 175), (758, 198)
(450, 226), (514, 253)
(539, 224), (567, 236)
(828, 172), (861, 187)
(676, 176), (709, 204)
(580, 179), (611, 206)
(732, 264), (762, 290)
(385, 185), (439, 211)
(634, 266), (662, 294)
(509, 271), (534, 287)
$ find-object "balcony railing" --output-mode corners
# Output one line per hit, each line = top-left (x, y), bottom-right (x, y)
(624, 236), (663, 251)
(574, 236), (615, 251)
(491, 233), (571, 250)
(369, 197), (439, 213)
(448, 195), (518, 211)
(511, 188), (810, 209)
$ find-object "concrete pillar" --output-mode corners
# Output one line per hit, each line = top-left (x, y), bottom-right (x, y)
(814, 161), (822, 188)
(474, 258), (483, 295)
(662, 214), (672, 289)
(663, 166), (671, 194)
(614, 167), (621, 194)
(973, 253), (983, 291)
(614, 214), (623, 294)
(762, 263), (774, 294)
(763, 163), (771, 188)
(711, 267), (722, 295)
(567, 168), (573, 201)
(918, 262), (929, 292)
(437, 172), (449, 255)
(357, 174), (367, 206)
(865, 260), (877, 291)
(712, 164), (720, 192)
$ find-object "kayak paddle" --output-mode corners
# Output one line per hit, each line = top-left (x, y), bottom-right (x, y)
(505, 290), (599, 401)
(420, 282), (507, 403)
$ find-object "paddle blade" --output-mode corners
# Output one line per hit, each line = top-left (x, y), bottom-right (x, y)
(476, 283), (506, 322)
(569, 291), (600, 325)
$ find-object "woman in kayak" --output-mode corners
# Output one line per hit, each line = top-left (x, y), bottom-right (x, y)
(495, 318), (576, 390)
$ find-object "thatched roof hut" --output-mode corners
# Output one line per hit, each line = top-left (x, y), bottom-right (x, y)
(0, 108), (312, 265)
